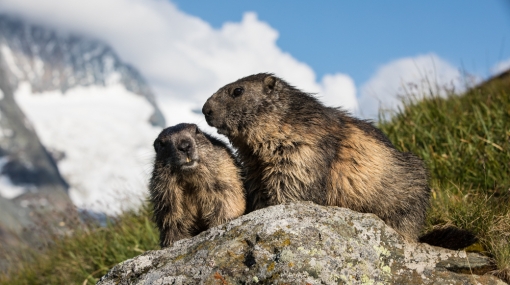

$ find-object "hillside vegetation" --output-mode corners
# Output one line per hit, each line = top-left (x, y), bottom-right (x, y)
(0, 205), (159, 285)
(379, 73), (510, 281)
(1, 74), (509, 284)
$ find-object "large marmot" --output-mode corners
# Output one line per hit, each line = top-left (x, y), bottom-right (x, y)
(149, 123), (245, 247)
(202, 73), (430, 241)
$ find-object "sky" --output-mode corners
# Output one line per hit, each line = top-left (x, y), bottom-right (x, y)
(173, 0), (510, 83)
(1, 0), (509, 119)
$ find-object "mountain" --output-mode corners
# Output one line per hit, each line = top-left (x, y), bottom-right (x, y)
(0, 15), (165, 214)
(0, 14), (165, 127)
(0, 51), (77, 271)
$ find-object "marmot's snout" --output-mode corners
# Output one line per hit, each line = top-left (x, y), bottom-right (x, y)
(202, 98), (230, 136)
(174, 137), (199, 170)
(154, 124), (202, 171)
(202, 99), (214, 126)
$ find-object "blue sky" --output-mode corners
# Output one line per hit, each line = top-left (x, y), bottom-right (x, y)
(173, 0), (510, 85)
(1, 0), (509, 119)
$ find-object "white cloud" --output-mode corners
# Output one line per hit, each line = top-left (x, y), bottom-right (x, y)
(0, 0), (358, 121)
(491, 58), (510, 76)
(318, 74), (358, 111)
(358, 54), (463, 119)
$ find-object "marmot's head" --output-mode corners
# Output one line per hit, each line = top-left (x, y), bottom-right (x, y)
(202, 73), (285, 138)
(153, 123), (210, 172)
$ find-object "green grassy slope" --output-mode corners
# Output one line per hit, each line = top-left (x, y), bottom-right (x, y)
(0, 205), (159, 284)
(379, 75), (510, 281)
(1, 75), (509, 284)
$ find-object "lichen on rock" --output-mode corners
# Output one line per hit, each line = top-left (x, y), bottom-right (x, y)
(98, 202), (504, 285)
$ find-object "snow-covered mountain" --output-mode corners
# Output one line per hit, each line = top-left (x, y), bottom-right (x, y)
(0, 15), (166, 214)
(0, 15), (165, 127)
(0, 53), (76, 263)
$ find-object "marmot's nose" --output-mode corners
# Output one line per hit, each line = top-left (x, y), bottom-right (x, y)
(202, 102), (213, 118)
(177, 141), (191, 153)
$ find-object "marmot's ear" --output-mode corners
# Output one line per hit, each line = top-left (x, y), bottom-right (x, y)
(263, 75), (280, 96)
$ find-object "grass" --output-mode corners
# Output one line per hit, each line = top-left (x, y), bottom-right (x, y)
(0, 204), (159, 284)
(1, 75), (509, 284)
(378, 75), (510, 281)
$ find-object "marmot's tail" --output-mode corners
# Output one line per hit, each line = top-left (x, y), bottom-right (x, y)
(419, 225), (478, 250)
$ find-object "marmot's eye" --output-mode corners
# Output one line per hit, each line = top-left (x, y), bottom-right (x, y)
(232, 87), (244, 97)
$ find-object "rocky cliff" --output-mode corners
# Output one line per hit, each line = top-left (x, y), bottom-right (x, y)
(0, 14), (165, 127)
(98, 202), (504, 285)
(0, 52), (77, 270)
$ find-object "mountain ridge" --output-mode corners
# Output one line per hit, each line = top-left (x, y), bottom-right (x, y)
(0, 14), (165, 127)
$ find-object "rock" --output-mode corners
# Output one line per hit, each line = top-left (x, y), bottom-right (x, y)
(98, 202), (504, 285)
(0, 52), (78, 271)
(0, 54), (70, 198)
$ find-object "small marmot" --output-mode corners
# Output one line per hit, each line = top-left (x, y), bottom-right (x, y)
(202, 73), (430, 241)
(149, 123), (245, 247)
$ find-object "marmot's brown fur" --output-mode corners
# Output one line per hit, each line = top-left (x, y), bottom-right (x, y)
(149, 123), (245, 247)
(202, 73), (430, 241)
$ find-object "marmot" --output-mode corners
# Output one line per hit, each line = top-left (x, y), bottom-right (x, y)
(149, 123), (245, 247)
(202, 73), (430, 241)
